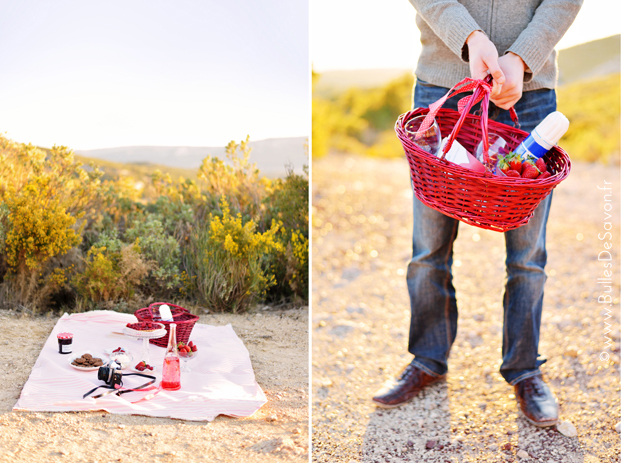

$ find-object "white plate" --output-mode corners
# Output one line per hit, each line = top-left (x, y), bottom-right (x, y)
(68, 352), (105, 371)
(102, 348), (133, 370)
(103, 347), (129, 356)
(130, 363), (157, 373)
(123, 323), (166, 339)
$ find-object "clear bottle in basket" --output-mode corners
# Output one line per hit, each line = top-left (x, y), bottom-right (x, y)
(161, 323), (181, 390)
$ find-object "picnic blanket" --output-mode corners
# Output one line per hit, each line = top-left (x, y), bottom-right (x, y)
(13, 310), (267, 421)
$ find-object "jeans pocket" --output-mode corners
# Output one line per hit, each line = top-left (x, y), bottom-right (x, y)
(416, 78), (436, 88)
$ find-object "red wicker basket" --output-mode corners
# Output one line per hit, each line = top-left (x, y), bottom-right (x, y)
(134, 302), (199, 348)
(395, 77), (571, 232)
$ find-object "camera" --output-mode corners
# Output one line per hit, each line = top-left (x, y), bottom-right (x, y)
(98, 361), (123, 388)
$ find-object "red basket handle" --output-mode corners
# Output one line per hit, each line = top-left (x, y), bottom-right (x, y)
(416, 75), (519, 162)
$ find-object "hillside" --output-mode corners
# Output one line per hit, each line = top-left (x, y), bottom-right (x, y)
(74, 154), (199, 182)
(557, 34), (620, 85)
(314, 35), (620, 97)
(76, 136), (308, 178)
(313, 68), (410, 98)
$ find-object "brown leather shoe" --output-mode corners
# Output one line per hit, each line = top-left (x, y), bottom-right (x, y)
(514, 375), (559, 427)
(372, 362), (445, 408)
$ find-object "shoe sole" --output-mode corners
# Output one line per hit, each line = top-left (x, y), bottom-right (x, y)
(518, 408), (558, 428)
(371, 398), (413, 409)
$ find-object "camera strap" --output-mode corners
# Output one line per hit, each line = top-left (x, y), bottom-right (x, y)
(83, 373), (157, 399)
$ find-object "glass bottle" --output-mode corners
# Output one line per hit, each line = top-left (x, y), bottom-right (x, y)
(161, 323), (181, 390)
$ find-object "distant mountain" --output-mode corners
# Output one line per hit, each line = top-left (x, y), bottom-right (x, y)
(76, 137), (308, 178)
(314, 35), (620, 96)
(557, 35), (620, 85)
(314, 68), (411, 98)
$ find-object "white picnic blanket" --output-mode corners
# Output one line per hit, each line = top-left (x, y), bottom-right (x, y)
(13, 310), (267, 421)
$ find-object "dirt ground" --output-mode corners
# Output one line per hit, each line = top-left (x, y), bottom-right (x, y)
(0, 307), (309, 463)
(312, 155), (620, 462)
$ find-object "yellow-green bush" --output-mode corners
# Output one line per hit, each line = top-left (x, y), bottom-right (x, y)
(557, 73), (620, 164)
(0, 134), (308, 313)
(73, 243), (152, 304)
(286, 229), (308, 298)
(186, 198), (284, 313)
(197, 136), (267, 220)
(312, 72), (413, 158)
(0, 138), (104, 310)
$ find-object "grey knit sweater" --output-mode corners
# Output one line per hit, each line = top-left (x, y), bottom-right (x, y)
(409, 0), (583, 90)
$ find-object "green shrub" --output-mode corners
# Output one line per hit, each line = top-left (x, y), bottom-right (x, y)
(125, 215), (182, 291)
(261, 165), (309, 301)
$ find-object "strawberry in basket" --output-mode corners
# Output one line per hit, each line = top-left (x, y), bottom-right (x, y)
(521, 157), (552, 180)
(498, 152), (523, 178)
(521, 160), (540, 179)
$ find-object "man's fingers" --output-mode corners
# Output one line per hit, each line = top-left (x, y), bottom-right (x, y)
(486, 61), (505, 97)
(491, 96), (518, 110)
(491, 79), (504, 98)
(489, 67), (506, 86)
(471, 67), (488, 81)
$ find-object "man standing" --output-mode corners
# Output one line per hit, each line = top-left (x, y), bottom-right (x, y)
(372, 0), (583, 427)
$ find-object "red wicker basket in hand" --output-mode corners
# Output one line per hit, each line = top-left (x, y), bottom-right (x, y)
(395, 76), (571, 232)
(134, 302), (199, 348)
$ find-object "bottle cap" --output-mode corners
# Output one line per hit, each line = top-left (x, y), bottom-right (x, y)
(533, 111), (569, 147)
(159, 304), (174, 322)
(57, 332), (73, 340)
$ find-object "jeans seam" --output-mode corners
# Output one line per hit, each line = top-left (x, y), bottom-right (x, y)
(443, 220), (459, 356)
(509, 370), (541, 386)
(410, 359), (445, 378)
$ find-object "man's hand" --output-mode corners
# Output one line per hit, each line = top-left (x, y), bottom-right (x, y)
(466, 31), (505, 97)
(491, 52), (526, 109)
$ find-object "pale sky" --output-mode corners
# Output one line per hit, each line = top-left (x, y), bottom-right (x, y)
(312, 0), (621, 72)
(0, 0), (309, 150)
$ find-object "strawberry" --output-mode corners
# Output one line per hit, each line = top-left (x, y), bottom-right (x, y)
(535, 158), (547, 173)
(507, 154), (523, 175)
(505, 170), (520, 178)
(522, 165), (540, 179)
(191, 344), (197, 352)
(539, 171), (552, 179)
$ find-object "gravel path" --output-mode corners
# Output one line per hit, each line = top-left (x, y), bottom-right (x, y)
(0, 308), (309, 462)
(312, 155), (620, 462)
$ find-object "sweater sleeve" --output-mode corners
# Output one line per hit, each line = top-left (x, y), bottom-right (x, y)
(507, 0), (583, 81)
(408, 0), (482, 61)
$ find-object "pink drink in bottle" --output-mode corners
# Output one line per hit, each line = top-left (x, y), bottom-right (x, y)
(161, 323), (181, 390)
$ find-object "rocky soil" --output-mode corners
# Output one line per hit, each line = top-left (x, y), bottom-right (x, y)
(0, 307), (309, 463)
(312, 155), (620, 462)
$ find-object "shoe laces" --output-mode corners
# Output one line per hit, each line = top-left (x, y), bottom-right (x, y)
(398, 363), (418, 381)
(523, 377), (545, 396)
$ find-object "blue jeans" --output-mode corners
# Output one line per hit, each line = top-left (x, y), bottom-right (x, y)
(407, 79), (556, 385)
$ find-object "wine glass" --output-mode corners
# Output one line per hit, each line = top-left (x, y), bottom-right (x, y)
(179, 350), (199, 373)
(405, 115), (442, 156)
(475, 132), (507, 173)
